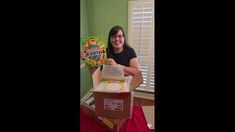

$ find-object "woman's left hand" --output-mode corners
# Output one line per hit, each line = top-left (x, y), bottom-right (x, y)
(106, 58), (117, 65)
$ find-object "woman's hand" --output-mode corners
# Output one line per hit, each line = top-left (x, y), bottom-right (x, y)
(106, 58), (117, 65)
(80, 51), (86, 60)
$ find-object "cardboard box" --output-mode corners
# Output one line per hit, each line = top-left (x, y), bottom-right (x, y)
(81, 94), (128, 132)
(91, 65), (143, 119)
(142, 106), (155, 130)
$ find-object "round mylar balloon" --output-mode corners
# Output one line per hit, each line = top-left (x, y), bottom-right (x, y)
(82, 37), (107, 67)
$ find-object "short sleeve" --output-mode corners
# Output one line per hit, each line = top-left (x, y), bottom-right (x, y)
(129, 48), (137, 59)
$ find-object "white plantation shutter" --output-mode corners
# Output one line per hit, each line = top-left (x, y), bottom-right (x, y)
(128, 0), (154, 92)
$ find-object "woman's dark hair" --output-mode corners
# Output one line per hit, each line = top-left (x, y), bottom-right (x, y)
(107, 26), (131, 58)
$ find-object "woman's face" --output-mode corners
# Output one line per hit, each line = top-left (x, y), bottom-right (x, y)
(110, 30), (124, 49)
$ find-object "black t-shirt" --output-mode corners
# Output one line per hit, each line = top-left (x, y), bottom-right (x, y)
(107, 47), (137, 67)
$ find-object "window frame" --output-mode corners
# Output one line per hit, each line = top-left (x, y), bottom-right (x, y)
(128, 0), (155, 93)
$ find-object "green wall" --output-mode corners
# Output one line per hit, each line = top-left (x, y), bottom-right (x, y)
(80, 0), (93, 99)
(80, 0), (129, 99)
(87, 0), (128, 44)
(80, 0), (89, 36)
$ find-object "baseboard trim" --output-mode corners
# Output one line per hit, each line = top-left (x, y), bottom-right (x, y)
(134, 91), (155, 100)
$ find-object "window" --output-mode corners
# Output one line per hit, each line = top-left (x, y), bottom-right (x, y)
(128, 0), (155, 93)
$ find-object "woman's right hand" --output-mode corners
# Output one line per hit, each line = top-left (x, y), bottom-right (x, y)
(106, 58), (117, 65)
(80, 51), (86, 60)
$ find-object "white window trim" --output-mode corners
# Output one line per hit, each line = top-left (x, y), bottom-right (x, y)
(128, 0), (155, 93)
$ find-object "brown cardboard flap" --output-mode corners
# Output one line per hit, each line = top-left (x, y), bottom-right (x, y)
(129, 71), (143, 91)
(92, 66), (101, 89)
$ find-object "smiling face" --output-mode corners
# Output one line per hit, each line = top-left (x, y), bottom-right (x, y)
(110, 30), (124, 49)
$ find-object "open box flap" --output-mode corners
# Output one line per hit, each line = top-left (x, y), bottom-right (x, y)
(92, 66), (102, 90)
(101, 64), (125, 80)
(92, 66), (143, 93)
(129, 71), (143, 91)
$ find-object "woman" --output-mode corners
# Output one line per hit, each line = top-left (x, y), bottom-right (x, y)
(81, 25), (140, 76)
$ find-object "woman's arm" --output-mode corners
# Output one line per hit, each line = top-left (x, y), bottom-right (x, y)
(122, 58), (140, 76)
(106, 57), (140, 76)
